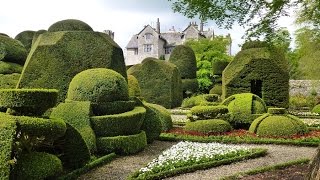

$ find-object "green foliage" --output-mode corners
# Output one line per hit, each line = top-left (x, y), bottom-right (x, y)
(14, 30), (35, 51)
(212, 60), (229, 75)
(48, 19), (93, 32)
(249, 114), (308, 137)
(191, 105), (228, 120)
(0, 73), (20, 89)
(289, 94), (308, 109)
(13, 152), (62, 180)
(0, 61), (23, 74)
(202, 94), (219, 102)
(222, 93), (267, 129)
(241, 40), (269, 50)
(127, 59), (182, 108)
(312, 104), (320, 113)
(90, 106), (146, 137)
(0, 117), (16, 180)
(50, 101), (96, 169)
(0, 89), (58, 116)
(128, 75), (141, 97)
(0, 33), (9, 37)
(181, 94), (219, 108)
(181, 78), (198, 98)
(96, 131), (147, 155)
(184, 119), (232, 133)
(0, 35), (27, 65)
(17, 31), (127, 103)
(32, 30), (47, 46)
(267, 108), (286, 114)
(169, 45), (197, 79)
(185, 37), (232, 93)
(222, 47), (289, 108)
(67, 68), (129, 104)
(141, 103), (162, 143)
(92, 100), (135, 116)
(209, 84), (222, 95)
(144, 103), (173, 131)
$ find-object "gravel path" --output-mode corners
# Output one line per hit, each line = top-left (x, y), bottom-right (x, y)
(78, 141), (316, 180)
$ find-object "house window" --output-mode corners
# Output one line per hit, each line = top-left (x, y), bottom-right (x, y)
(251, 80), (262, 98)
(165, 47), (173, 54)
(145, 33), (152, 40)
(144, 44), (152, 52)
(134, 48), (138, 55)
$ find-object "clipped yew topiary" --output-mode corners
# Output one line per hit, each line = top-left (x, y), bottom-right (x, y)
(209, 84), (222, 95)
(212, 60), (229, 75)
(92, 100), (136, 116)
(17, 28), (127, 103)
(184, 119), (232, 134)
(14, 30), (35, 51)
(144, 102), (173, 131)
(222, 93), (267, 129)
(48, 19), (93, 32)
(312, 104), (320, 113)
(0, 61), (23, 74)
(141, 102), (162, 143)
(128, 59), (182, 108)
(128, 75), (141, 97)
(249, 108), (308, 137)
(0, 35), (27, 65)
(14, 152), (63, 180)
(31, 30), (47, 46)
(191, 105), (229, 120)
(241, 40), (269, 50)
(222, 45), (289, 108)
(0, 73), (20, 89)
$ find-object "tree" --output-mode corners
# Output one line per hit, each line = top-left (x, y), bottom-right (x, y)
(185, 36), (232, 93)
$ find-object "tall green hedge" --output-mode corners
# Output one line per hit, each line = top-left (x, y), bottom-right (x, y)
(17, 30), (127, 103)
(0, 117), (16, 180)
(128, 59), (182, 108)
(14, 30), (35, 52)
(0, 35), (27, 65)
(144, 103), (173, 131)
(48, 19), (94, 32)
(50, 101), (96, 169)
(222, 46), (289, 108)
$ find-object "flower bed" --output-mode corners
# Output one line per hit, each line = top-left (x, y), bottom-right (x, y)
(128, 141), (266, 179)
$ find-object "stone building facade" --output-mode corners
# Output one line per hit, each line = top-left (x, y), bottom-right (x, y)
(125, 19), (231, 65)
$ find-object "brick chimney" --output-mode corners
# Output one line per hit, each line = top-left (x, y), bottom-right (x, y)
(156, 18), (160, 33)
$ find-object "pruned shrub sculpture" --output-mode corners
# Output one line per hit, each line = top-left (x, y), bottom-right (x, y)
(184, 119), (232, 134)
(14, 30), (35, 51)
(128, 58), (183, 108)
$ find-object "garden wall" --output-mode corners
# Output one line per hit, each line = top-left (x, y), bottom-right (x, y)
(289, 80), (320, 96)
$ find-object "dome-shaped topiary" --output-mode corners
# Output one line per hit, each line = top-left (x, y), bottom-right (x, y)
(0, 33), (9, 37)
(169, 45), (197, 79)
(222, 93), (267, 129)
(312, 104), (320, 113)
(249, 109), (308, 137)
(128, 75), (141, 97)
(14, 30), (35, 51)
(184, 119), (232, 134)
(48, 19), (93, 32)
(141, 57), (158, 64)
(241, 40), (269, 50)
(0, 35), (27, 65)
(67, 68), (129, 103)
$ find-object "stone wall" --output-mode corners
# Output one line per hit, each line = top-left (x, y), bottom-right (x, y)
(289, 80), (320, 96)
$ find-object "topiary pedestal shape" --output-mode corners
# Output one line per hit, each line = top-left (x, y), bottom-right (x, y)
(249, 108), (308, 137)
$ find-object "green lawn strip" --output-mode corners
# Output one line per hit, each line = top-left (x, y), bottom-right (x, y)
(58, 153), (116, 180)
(127, 148), (267, 180)
(159, 133), (320, 147)
(220, 158), (310, 180)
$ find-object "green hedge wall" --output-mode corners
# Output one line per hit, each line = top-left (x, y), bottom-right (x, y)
(128, 75), (141, 98)
(17, 31), (127, 103)
(66, 68), (129, 103)
(50, 101), (96, 169)
(0, 116), (16, 180)
(169, 45), (197, 79)
(91, 100), (135, 116)
(222, 47), (289, 108)
(96, 131), (147, 155)
(212, 60), (229, 75)
(184, 119), (232, 134)
(90, 106), (146, 137)
(144, 102), (173, 131)
(13, 152), (63, 180)
(141, 103), (162, 143)
(128, 59), (182, 108)
(48, 19), (94, 32)
(0, 73), (20, 89)
(0, 35), (27, 65)
(14, 30), (35, 52)
(182, 78), (198, 97)
(0, 61), (23, 74)
(0, 89), (58, 116)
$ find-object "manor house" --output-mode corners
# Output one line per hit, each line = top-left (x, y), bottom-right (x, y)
(125, 18), (231, 65)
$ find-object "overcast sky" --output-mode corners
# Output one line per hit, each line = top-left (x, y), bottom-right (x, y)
(1, 0), (297, 55)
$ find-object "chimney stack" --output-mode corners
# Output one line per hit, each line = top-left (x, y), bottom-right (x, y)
(200, 21), (204, 32)
(156, 18), (160, 33)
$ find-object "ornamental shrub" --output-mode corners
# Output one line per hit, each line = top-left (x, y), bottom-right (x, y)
(50, 101), (96, 169)
(0, 61), (23, 74)
(267, 108), (287, 114)
(96, 131), (147, 155)
(169, 45), (197, 79)
(141, 102), (162, 143)
(0, 117), (16, 180)
(222, 46), (289, 108)
(209, 84), (222, 95)
(90, 106), (146, 137)
(127, 59), (182, 108)
(14, 30), (35, 51)
(0, 89), (58, 116)
(0, 33), (9, 37)
(181, 78), (198, 98)
(17, 30), (127, 103)
(222, 93), (267, 129)
(312, 104), (320, 113)
(191, 105), (229, 120)
(144, 102), (173, 131)
(0, 73), (20, 89)
(31, 30), (47, 46)
(13, 152), (63, 180)
(0, 35), (27, 65)
(48, 19), (93, 32)
(128, 75), (141, 97)
(184, 119), (232, 134)
(212, 60), (229, 75)
(92, 100), (135, 116)
(67, 68), (129, 104)
(181, 94), (219, 108)
(241, 40), (269, 50)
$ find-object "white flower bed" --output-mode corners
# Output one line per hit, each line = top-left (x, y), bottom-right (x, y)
(138, 141), (253, 176)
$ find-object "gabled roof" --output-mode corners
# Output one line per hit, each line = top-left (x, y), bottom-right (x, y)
(160, 32), (184, 47)
(137, 25), (158, 36)
(126, 35), (138, 49)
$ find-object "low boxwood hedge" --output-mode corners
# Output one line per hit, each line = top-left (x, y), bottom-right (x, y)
(0, 89), (58, 116)
(96, 131), (147, 155)
(91, 100), (136, 116)
(184, 119), (232, 134)
(13, 152), (63, 180)
(268, 108), (287, 114)
(90, 106), (146, 137)
(191, 105), (229, 120)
